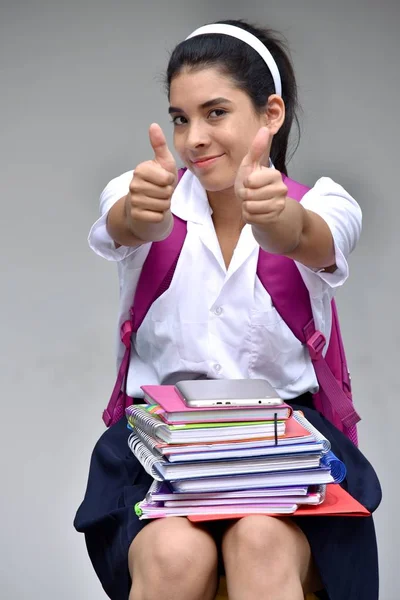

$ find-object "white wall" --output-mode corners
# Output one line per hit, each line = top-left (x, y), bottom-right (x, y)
(1, 1), (398, 598)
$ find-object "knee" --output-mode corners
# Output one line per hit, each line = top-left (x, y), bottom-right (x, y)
(222, 517), (314, 594)
(151, 527), (217, 578)
(130, 519), (218, 584)
(222, 515), (294, 561)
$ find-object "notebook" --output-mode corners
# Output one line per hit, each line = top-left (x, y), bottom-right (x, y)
(136, 485), (369, 520)
(132, 411), (330, 461)
(127, 432), (323, 481)
(163, 491), (325, 508)
(136, 501), (298, 519)
(170, 464), (342, 493)
(126, 404), (285, 444)
(134, 426), (326, 463)
(137, 485), (325, 519)
(186, 484), (371, 521)
(145, 480), (311, 502)
(141, 385), (292, 423)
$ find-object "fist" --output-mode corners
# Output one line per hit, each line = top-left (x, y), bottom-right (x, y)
(235, 127), (288, 227)
(126, 124), (177, 241)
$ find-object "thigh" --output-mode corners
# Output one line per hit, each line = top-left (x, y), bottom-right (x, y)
(221, 515), (322, 595)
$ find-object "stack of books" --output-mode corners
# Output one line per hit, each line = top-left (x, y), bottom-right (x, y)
(125, 383), (366, 520)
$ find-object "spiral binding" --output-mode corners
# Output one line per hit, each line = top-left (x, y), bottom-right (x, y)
(145, 479), (162, 502)
(127, 433), (164, 481)
(292, 411), (331, 452)
(320, 451), (346, 483)
(126, 405), (164, 440)
(135, 426), (163, 457)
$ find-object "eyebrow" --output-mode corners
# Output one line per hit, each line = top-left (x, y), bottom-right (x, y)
(168, 97), (233, 114)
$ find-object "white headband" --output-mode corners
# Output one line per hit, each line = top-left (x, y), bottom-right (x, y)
(185, 24), (282, 97)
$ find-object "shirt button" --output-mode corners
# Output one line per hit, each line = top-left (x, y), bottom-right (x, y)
(214, 306), (223, 316)
(214, 364), (221, 372)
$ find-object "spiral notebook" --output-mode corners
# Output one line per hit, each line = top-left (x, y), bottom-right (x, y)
(128, 432), (323, 482)
(169, 463), (343, 493)
(134, 425), (326, 463)
(126, 404), (285, 444)
(136, 489), (328, 519)
(131, 411), (330, 462)
(145, 480), (312, 502)
(145, 480), (326, 507)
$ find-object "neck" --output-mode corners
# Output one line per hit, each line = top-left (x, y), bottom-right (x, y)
(207, 186), (245, 233)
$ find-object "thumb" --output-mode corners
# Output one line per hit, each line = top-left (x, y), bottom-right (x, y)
(149, 123), (176, 174)
(240, 127), (271, 171)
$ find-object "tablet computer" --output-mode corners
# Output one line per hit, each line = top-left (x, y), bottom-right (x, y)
(175, 378), (283, 408)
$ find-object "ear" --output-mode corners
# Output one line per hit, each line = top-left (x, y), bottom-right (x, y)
(263, 94), (286, 135)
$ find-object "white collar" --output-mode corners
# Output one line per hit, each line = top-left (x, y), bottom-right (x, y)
(171, 159), (275, 223)
(171, 170), (213, 224)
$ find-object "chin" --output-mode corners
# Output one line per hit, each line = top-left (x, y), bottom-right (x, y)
(195, 170), (236, 193)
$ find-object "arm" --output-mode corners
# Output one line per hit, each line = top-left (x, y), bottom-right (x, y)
(106, 123), (177, 248)
(236, 128), (360, 273)
(107, 194), (173, 248)
(251, 198), (337, 271)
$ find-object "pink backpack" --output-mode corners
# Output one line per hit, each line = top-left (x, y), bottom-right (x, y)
(102, 170), (361, 445)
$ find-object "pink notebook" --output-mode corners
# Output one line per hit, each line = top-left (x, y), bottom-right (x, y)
(141, 385), (292, 424)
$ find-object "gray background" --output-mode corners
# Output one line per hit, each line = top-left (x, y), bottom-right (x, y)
(1, 0), (398, 598)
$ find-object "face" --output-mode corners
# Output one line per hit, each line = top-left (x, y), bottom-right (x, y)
(169, 67), (268, 192)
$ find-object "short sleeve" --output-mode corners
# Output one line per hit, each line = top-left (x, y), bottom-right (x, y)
(88, 170), (143, 261)
(296, 177), (362, 291)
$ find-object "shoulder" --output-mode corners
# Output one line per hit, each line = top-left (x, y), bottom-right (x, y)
(300, 176), (362, 255)
(99, 170), (134, 215)
(285, 175), (362, 293)
(300, 176), (362, 219)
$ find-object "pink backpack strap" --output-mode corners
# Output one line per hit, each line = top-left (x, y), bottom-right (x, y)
(102, 169), (187, 426)
(257, 175), (361, 436)
(132, 216), (187, 331)
(282, 175), (310, 201)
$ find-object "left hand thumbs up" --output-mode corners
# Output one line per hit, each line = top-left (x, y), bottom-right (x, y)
(235, 127), (288, 227)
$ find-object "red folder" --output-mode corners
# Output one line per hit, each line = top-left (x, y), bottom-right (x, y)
(187, 485), (370, 522)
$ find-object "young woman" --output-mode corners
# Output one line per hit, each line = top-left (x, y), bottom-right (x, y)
(75, 20), (381, 600)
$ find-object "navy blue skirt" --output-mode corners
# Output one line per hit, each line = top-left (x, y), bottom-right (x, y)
(74, 396), (381, 600)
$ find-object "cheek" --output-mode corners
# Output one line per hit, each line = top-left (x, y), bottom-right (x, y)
(227, 140), (249, 169)
(173, 133), (183, 158)
(217, 132), (243, 165)
(221, 126), (254, 164)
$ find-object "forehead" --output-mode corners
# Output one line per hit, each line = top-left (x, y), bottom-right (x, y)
(169, 66), (241, 106)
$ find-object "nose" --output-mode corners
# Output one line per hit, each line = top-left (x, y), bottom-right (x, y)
(185, 120), (211, 151)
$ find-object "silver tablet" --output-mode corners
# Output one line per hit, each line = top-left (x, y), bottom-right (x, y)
(175, 378), (283, 408)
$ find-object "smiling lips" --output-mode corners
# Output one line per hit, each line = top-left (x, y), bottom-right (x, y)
(191, 154), (224, 169)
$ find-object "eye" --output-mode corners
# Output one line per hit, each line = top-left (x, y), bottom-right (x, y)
(208, 109), (227, 118)
(171, 115), (188, 126)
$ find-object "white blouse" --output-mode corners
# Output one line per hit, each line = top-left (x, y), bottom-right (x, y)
(89, 169), (361, 400)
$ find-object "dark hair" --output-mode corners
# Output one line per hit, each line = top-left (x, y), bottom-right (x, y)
(165, 19), (300, 175)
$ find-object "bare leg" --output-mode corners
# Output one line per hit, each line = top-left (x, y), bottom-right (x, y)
(128, 517), (219, 600)
(222, 516), (322, 600)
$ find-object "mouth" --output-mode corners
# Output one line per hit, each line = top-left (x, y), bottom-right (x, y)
(190, 154), (224, 169)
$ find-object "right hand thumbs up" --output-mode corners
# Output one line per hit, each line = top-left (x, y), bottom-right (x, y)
(149, 123), (177, 180)
(125, 124), (177, 243)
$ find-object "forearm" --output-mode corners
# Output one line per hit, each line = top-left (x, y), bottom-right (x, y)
(252, 198), (336, 269)
(251, 198), (304, 255)
(106, 196), (173, 247)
